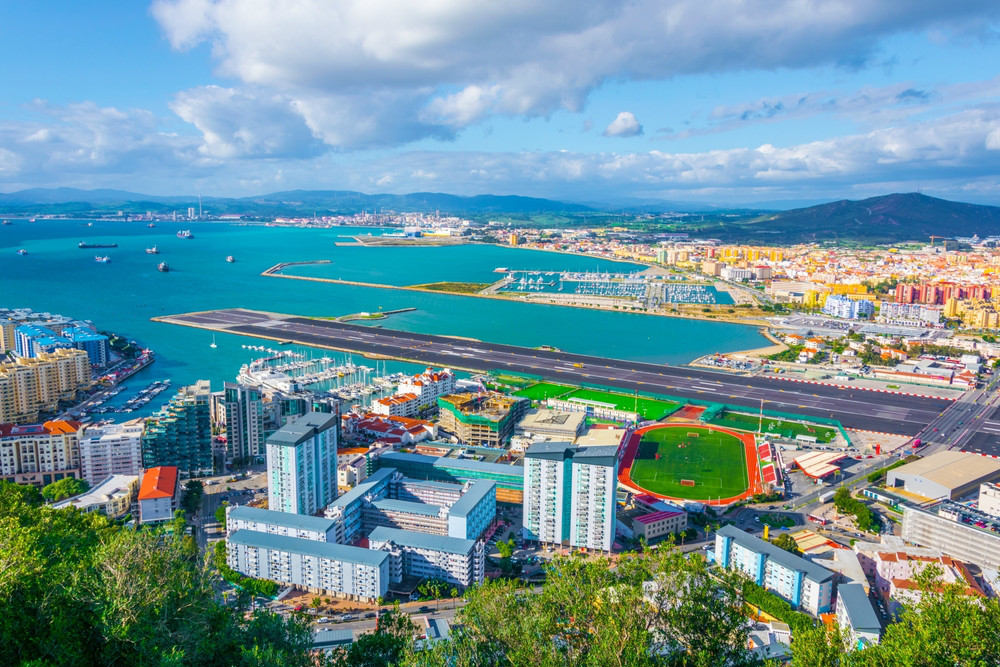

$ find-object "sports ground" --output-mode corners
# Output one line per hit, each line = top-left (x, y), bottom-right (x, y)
(619, 423), (762, 505)
(707, 410), (838, 443)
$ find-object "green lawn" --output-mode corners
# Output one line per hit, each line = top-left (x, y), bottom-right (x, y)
(707, 412), (838, 443)
(629, 426), (749, 500)
(512, 382), (577, 401)
(562, 388), (680, 421)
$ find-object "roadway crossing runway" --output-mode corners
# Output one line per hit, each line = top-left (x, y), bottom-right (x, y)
(158, 308), (954, 436)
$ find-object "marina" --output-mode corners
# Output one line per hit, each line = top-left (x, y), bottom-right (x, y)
(87, 379), (172, 415)
(497, 269), (728, 306)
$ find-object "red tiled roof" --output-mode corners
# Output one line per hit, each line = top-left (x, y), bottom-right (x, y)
(138, 466), (178, 501)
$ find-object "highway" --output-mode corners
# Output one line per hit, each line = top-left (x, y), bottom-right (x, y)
(158, 308), (954, 435)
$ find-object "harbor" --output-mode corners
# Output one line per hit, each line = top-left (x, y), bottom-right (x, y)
(497, 269), (727, 306)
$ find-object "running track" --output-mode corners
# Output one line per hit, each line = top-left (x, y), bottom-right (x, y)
(618, 423), (762, 506)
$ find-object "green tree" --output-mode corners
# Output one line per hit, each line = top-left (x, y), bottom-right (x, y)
(497, 537), (515, 560)
(771, 533), (800, 554)
(215, 500), (230, 524)
(329, 605), (417, 667)
(41, 476), (89, 502)
(790, 625), (845, 666)
(180, 479), (204, 515)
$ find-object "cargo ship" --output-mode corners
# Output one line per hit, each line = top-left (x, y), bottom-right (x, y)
(79, 241), (118, 248)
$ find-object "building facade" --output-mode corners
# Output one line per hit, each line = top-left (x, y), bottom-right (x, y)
(137, 466), (180, 524)
(227, 530), (388, 602)
(0, 348), (92, 423)
(836, 583), (881, 651)
(436, 393), (528, 447)
(715, 525), (835, 615)
(901, 500), (1000, 570)
(523, 442), (618, 552)
(78, 420), (144, 486)
(52, 474), (138, 518)
(226, 505), (339, 542)
(0, 420), (81, 487)
(267, 411), (339, 515)
(141, 380), (213, 477)
(368, 526), (485, 587)
(376, 451), (525, 504)
(978, 482), (1000, 518)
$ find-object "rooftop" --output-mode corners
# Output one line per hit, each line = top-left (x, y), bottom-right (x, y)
(367, 526), (478, 555)
(837, 583), (882, 634)
(328, 467), (396, 510)
(138, 466), (178, 501)
(370, 498), (445, 517)
(228, 530), (389, 567)
(228, 505), (337, 533)
(448, 480), (496, 519)
(267, 411), (339, 447)
(717, 524), (835, 583)
(889, 451), (1000, 491)
(52, 474), (137, 510)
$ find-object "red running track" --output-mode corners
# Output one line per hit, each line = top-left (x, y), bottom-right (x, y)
(618, 423), (763, 507)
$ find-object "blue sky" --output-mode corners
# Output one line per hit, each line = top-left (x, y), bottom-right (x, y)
(1, 1), (999, 206)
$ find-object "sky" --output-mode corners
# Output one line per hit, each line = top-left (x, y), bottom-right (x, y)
(1, 1), (1000, 207)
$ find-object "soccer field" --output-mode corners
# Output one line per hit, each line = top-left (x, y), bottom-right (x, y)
(629, 426), (749, 500)
(563, 388), (680, 421)
(512, 382), (576, 401)
(708, 411), (838, 443)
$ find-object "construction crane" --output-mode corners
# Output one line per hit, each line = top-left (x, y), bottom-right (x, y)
(929, 235), (949, 251)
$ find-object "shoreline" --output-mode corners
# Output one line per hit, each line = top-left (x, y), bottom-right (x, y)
(260, 261), (783, 357)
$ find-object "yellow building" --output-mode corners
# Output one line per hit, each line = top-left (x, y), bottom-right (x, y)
(944, 298), (961, 319)
(0, 319), (16, 353)
(508, 232), (519, 246)
(0, 349), (92, 423)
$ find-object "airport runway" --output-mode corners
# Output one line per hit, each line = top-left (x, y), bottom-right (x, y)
(158, 308), (954, 436)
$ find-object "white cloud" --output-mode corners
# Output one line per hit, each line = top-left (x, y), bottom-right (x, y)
(150, 0), (1000, 147)
(604, 111), (643, 137)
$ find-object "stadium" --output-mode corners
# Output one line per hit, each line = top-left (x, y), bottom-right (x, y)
(618, 423), (763, 506)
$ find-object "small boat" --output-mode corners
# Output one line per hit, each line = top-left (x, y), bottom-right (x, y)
(146, 246), (159, 254)
(87, 222), (93, 227)
(147, 222), (156, 228)
(1, 220), (11, 225)
(177, 230), (194, 239)
(28, 218), (36, 223)
(226, 255), (235, 263)
(16, 248), (27, 255)
(95, 256), (111, 263)
(157, 262), (169, 272)
(209, 334), (217, 349)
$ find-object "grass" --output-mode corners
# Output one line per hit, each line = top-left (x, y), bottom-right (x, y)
(493, 374), (537, 388)
(562, 388), (680, 421)
(707, 411), (838, 443)
(512, 382), (576, 401)
(408, 282), (490, 294)
(629, 426), (750, 501)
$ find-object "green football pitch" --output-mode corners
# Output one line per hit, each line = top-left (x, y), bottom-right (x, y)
(512, 382), (576, 401)
(629, 426), (749, 500)
(562, 388), (680, 421)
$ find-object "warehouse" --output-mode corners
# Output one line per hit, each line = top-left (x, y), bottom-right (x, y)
(886, 451), (1000, 500)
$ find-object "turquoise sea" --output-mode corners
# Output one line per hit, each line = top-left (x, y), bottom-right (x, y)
(1, 219), (766, 417)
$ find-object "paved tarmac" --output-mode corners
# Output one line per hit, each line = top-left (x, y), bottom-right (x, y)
(159, 308), (954, 435)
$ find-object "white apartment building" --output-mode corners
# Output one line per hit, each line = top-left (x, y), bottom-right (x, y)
(835, 584), (881, 651)
(370, 393), (420, 418)
(223, 382), (265, 461)
(397, 368), (455, 409)
(52, 474), (138, 518)
(227, 530), (388, 602)
(523, 442), (618, 552)
(226, 505), (339, 542)
(78, 420), (143, 486)
(901, 501), (1000, 571)
(872, 551), (984, 613)
(267, 411), (339, 515)
(368, 526), (485, 587)
(0, 420), (81, 487)
(715, 525), (835, 615)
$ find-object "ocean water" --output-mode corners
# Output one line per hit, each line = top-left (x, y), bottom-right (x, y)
(1, 219), (766, 416)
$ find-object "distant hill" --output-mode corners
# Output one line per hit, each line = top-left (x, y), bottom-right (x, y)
(732, 193), (1000, 243)
(0, 187), (593, 217)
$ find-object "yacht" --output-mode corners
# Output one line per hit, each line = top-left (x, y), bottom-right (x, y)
(146, 245), (159, 254)
(177, 230), (194, 239)
(16, 248), (27, 255)
(157, 262), (169, 272)
(95, 256), (111, 263)
(209, 334), (217, 349)
(226, 255), (235, 263)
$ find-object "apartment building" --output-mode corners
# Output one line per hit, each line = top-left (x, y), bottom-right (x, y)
(137, 466), (180, 524)
(222, 382), (265, 461)
(226, 505), (338, 542)
(0, 348), (92, 423)
(715, 525), (835, 615)
(371, 393), (421, 418)
(141, 380), (213, 477)
(872, 551), (984, 613)
(523, 442), (618, 552)
(835, 584), (881, 651)
(397, 368), (455, 408)
(901, 501), (1000, 570)
(368, 526), (485, 587)
(227, 530), (389, 602)
(52, 474), (138, 518)
(0, 419), (82, 487)
(78, 420), (144, 486)
(267, 411), (339, 515)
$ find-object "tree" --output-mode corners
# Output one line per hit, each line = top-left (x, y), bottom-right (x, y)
(41, 476), (89, 502)
(790, 626), (845, 666)
(329, 605), (416, 667)
(311, 596), (323, 610)
(497, 537), (515, 560)
(771, 533), (800, 554)
(215, 500), (230, 524)
(180, 479), (204, 515)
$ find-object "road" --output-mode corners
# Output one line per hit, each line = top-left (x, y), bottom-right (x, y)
(915, 373), (1000, 456)
(157, 308), (952, 435)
